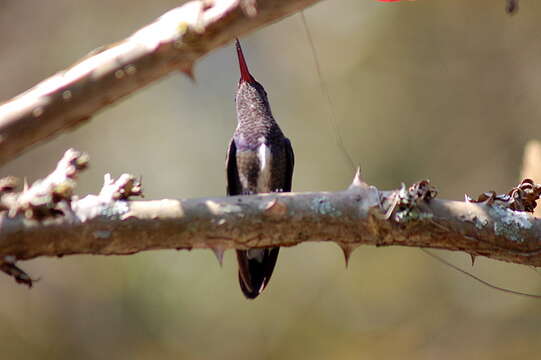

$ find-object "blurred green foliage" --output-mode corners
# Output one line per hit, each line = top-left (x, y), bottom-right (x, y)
(2, 0), (541, 358)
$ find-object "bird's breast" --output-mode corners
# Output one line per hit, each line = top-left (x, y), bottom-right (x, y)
(256, 142), (273, 192)
(236, 139), (275, 194)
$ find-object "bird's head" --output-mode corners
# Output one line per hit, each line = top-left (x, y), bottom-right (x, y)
(235, 39), (272, 118)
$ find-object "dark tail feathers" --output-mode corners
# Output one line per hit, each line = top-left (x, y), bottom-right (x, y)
(236, 248), (280, 299)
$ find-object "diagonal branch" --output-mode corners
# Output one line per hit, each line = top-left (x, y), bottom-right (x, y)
(0, 0), (321, 166)
(2, 149), (541, 288)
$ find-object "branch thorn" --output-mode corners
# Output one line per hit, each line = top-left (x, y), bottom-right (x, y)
(337, 243), (359, 268)
(211, 246), (226, 267)
(181, 65), (195, 82)
(348, 166), (366, 190)
(470, 254), (476, 266)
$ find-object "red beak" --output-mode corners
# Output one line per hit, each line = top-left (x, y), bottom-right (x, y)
(235, 39), (254, 83)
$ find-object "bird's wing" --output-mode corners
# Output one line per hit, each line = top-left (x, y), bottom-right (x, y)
(283, 137), (295, 192)
(226, 138), (242, 196)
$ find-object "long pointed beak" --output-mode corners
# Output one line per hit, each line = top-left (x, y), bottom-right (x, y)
(235, 39), (254, 83)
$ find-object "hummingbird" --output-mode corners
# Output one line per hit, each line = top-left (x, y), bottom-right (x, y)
(226, 39), (295, 299)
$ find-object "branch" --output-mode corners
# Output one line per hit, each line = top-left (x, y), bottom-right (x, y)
(2, 150), (541, 286)
(0, 0), (320, 166)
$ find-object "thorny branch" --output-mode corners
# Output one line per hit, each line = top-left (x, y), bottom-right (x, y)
(2, 150), (541, 287)
(0, 0), (321, 166)
(0, 1), (530, 288)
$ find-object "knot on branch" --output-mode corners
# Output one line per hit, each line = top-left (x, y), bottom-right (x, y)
(99, 173), (143, 201)
(71, 173), (143, 223)
(0, 149), (89, 220)
(466, 179), (541, 213)
(383, 180), (438, 222)
(0, 149), (144, 287)
(0, 176), (19, 193)
(0, 177), (20, 212)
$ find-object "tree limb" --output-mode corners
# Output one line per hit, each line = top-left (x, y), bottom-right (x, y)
(0, 0), (320, 166)
(2, 149), (541, 288)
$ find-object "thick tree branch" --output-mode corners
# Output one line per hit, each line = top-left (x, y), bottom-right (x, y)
(0, 0), (320, 166)
(2, 149), (541, 287)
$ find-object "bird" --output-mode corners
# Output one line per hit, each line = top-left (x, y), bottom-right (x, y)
(226, 39), (294, 299)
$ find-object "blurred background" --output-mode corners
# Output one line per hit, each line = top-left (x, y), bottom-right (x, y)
(1, 0), (541, 358)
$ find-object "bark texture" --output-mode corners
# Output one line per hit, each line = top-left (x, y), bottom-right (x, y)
(2, 151), (541, 270)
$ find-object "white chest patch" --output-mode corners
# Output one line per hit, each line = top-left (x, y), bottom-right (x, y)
(257, 142), (272, 192)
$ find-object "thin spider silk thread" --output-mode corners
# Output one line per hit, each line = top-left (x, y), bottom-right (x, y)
(300, 11), (541, 300)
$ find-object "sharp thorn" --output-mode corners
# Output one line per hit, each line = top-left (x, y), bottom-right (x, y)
(181, 66), (195, 82)
(470, 254), (476, 266)
(338, 243), (359, 268)
(211, 247), (225, 267)
(348, 166), (365, 190)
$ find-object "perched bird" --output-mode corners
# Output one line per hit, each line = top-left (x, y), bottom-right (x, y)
(226, 39), (294, 299)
